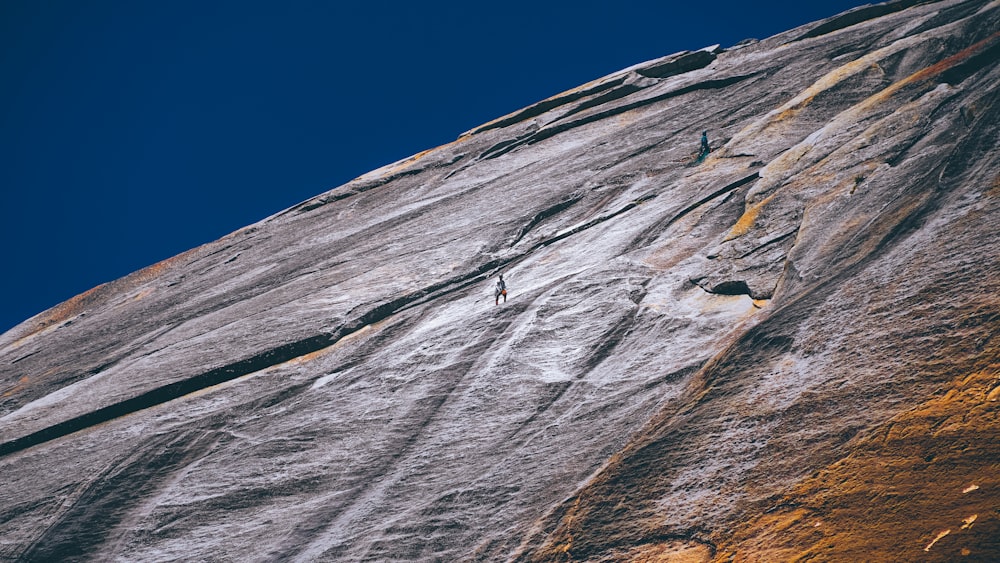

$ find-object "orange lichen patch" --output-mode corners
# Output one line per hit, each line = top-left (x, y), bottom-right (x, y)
(385, 147), (436, 174)
(988, 174), (1000, 197)
(730, 31), (999, 158)
(724, 194), (775, 241)
(914, 30), (999, 83)
(858, 32), (1000, 113)
(10, 249), (196, 350)
(773, 56), (873, 123)
(715, 363), (1000, 562)
(131, 287), (156, 302)
(281, 326), (375, 370)
(1, 376), (30, 398)
(269, 320), (396, 376)
(279, 346), (335, 369)
(41, 285), (102, 326)
(602, 541), (714, 562)
(10, 284), (105, 349)
(729, 40), (905, 146)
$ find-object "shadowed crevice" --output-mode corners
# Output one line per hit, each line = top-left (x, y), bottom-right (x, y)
(627, 172), (760, 252)
(481, 73), (759, 161)
(510, 193), (585, 248)
(793, 0), (933, 41)
(705, 279), (752, 296)
(468, 49), (717, 140)
(0, 333), (338, 459)
(466, 76), (629, 136)
(547, 84), (645, 124)
(940, 36), (1000, 86)
(539, 192), (658, 248)
(737, 229), (799, 259)
(635, 49), (717, 79)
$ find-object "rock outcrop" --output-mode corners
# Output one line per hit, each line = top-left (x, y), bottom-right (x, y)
(2, 1), (998, 561)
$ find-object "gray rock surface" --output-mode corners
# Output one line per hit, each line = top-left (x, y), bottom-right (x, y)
(1, 1), (998, 561)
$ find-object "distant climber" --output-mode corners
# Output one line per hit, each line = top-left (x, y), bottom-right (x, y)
(698, 130), (711, 160)
(495, 274), (507, 305)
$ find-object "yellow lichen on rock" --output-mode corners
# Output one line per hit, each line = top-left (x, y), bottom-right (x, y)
(723, 194), (774, 241)
(611, 541), (714, 562)
(714, 360), (1000, 562)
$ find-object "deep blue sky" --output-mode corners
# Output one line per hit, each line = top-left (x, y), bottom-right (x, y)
(1, 1), (873, 334)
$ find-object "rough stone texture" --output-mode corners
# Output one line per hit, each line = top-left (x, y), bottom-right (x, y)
(1, 1), (998, 561)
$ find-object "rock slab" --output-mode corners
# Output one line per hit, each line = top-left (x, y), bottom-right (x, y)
(1, 1), (998, 561)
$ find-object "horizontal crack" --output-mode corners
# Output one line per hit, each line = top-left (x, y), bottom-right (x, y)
(0, 187), (659, 459)
(0, 287), (453, 459)
(487, 50), (718, 150)
(635, 49), (716, 79)
(510, 193), (585, 248)
(546, 83), (645, 125)
(481, 73), (758, 161)
(627, 171), (760, 251)
(467, 75), (628, 136)
(540, 192), (658, 248)
(794, 0), (924, 41)
(0, 332), (337, 459)
(737, 229), (799, 259)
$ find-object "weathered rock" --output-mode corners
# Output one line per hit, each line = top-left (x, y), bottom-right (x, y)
(1, 0), (998, 561)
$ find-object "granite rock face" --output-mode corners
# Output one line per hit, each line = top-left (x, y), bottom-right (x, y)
(2, 1), (998, 561)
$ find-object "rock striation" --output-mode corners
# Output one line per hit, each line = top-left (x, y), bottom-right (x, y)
(1, 0), (998, 561)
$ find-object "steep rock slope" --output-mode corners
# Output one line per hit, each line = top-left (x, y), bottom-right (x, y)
(1, 1), (998, 561)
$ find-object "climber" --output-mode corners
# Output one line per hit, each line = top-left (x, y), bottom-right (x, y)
(495, 274), (507, 306)
(699, 130), (711, 159)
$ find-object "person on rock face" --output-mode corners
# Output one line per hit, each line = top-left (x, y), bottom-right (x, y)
(495, 274), (507, 306)
(700, 130), (710, 158)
